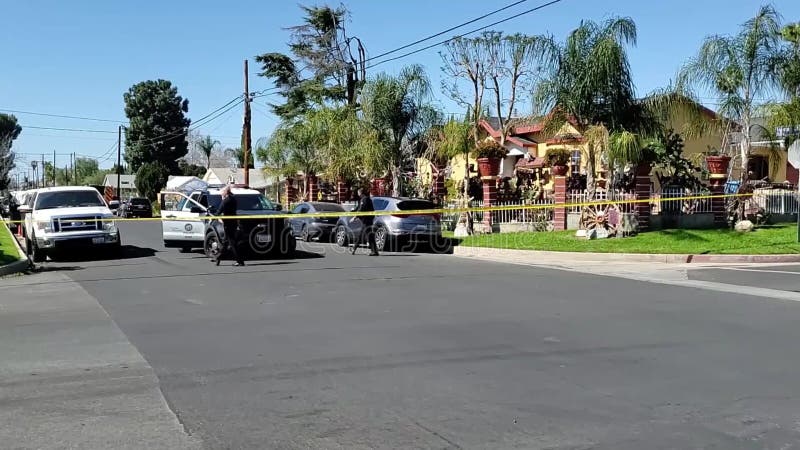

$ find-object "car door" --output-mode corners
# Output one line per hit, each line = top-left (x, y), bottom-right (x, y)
(290, 204), (309, 235)
(161, 192), (205, 246)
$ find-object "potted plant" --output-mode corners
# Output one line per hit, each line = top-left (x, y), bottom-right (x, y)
(545, 148), (571, 176)
(472, 140), (506, 177)
(704, 147), (731, 175)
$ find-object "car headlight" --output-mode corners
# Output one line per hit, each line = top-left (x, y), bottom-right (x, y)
(103, 219), (117, 234)
(35, 221), (53, 232)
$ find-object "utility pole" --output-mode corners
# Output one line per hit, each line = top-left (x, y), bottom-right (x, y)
(117, 125), (122, 200)
(41, 154), (45, 187)
(53, 149), (56, 186)
(73, 152), (78, 184)
(243, 59), (251, 187)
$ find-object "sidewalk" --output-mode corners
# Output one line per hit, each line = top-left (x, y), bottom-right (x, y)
(0, 272), (201, 449)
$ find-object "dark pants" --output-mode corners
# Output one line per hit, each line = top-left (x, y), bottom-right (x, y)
(353, 222), (378, 254)
(223, 223), (244, 264)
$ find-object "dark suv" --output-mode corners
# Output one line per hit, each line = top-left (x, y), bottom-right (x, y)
(119, 197), (152, 218)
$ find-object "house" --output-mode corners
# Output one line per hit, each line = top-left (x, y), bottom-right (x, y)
(102, 174), (137, 199)
(202, 168), (271, 193)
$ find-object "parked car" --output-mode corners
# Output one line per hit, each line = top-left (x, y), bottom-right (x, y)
(18, 186), (121, 262)
(119, 197), (152, 218)
(108, 197), (121, 214)
(289, 201), (345, 241)
(160, 186), (294, 258)
(333, 196), (442, 251)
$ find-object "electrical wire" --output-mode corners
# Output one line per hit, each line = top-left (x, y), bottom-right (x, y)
(363, 0), (531, 64)
(20, 125), (117, 134)
(0, 108), (126, 123)
(365, 0), (565, 70)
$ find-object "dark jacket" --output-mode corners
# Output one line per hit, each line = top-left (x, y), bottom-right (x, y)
(355, 194), (375, 224)
(216, 194), (238, 227)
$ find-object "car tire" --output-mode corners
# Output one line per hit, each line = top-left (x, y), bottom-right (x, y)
(28, 235), (46, 263)
(204, 231), (221, 260)
(375, 226), (389, 252)
(301, 225), (312, 242)
(335, 226), (348, 247)
(179, 247), (192, 253)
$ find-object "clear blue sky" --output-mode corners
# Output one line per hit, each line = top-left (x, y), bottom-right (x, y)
(2, 0), (798, 177)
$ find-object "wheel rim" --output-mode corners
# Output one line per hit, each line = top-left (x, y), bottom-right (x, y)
(302, 226), (310, 242)
(206, 235), (221, 259)
(336, 228), (346, 247)
(376, 228), (386, 250)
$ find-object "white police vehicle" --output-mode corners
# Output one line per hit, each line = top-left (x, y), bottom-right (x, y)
(160, 185), (294, 258)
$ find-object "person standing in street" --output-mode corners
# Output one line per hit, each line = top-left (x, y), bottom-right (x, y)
(351, 187), (378, 256)
(215, 185), (245, 266)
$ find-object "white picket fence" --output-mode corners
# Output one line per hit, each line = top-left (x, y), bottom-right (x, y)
(652, 188), (712, 215)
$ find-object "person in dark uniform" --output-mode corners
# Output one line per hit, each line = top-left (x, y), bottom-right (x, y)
(215, 185), (245, 266)
(351, 187), (378, 256)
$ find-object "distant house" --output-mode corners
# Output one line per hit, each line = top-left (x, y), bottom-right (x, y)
(202, 168), (270, 193)
(102, 174), (137, 199)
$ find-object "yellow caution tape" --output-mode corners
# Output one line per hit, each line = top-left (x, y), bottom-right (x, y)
(3, 192), (751, 224)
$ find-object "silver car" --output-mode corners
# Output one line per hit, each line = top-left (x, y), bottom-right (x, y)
(333, 197), (442, 251)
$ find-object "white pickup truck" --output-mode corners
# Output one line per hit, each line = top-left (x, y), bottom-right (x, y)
(18, 186), (121, 262)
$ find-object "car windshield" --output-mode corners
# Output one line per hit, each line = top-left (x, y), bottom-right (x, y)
(311, 203), (344, 212)
(396, 200), (436, 211)
(130, 198), (149, 206)
(208, 194), (274, 211)
(35, 191), (106, 210)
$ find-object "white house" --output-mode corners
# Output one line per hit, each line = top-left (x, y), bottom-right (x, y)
(202, 168), (270, 192)
(102, 174), (137, 199)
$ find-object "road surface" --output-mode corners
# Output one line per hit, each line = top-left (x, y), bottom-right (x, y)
(7, 221), (800, 449)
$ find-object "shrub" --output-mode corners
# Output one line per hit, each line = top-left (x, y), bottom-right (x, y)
(544, 148), (571, 166)
(136, 161), (170, 201)
(472, 140), (506, 159)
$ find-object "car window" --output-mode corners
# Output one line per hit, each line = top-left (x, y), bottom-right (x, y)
(34, 191), (106, 210)
(292, 204), (308, 214)
(130, 198), (149, 206)
(397, 200), (435, 211)
(372, 199), (389, 210)
(311, 203), (344, 212)
(175, 196), (189, 211)
(235, 194), (275, 210)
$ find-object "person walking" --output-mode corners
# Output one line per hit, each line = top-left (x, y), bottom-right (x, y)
(351, 187), (378, 256)
(215, 185), (245, 266)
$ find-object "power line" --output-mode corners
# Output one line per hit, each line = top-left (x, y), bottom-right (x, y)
(364, 0), (531, 64)
(0, 108), (126, 124)
(20, 125), (118, 134)
(366, 0), (565, 70)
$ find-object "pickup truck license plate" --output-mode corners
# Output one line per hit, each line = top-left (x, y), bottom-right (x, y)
(92, 237), (105, 244)
(256, 233), (272, 243)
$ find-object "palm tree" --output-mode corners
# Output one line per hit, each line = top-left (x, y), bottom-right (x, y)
(533, 17), (659, 196)
(196, 135), (219, 169)
(677, 5), (783, 194)
(360, 65), (439, 196)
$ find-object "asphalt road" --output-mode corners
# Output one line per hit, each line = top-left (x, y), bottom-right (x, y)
(689, 264), (800, 293)
(34, 221), (800, 449)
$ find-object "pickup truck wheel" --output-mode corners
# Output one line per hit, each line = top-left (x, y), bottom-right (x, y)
(179, 247), (192, 253)
(204, 232), (221, 260)
(28, 236), (47, 263)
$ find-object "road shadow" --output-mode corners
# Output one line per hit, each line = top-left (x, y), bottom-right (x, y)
(28, 264), (84, 274)
(49, 245), (158, 262)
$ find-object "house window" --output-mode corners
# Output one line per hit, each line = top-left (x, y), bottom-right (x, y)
(748, 156), (769, 180)
(570, 150), (581, 176)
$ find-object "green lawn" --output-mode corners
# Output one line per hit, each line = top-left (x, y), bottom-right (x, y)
(449, 224), (800, 255)
(0, 223), (21, 265)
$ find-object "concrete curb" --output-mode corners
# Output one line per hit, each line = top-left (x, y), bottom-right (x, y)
(0, 222), (31, 277)
(453, 245), (800, 264)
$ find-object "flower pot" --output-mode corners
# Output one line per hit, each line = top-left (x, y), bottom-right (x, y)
(635, 163), (651, 177)
(477, 157), (501, 178)
(551, 165), (568, 176)
(705, 155), (731, 175)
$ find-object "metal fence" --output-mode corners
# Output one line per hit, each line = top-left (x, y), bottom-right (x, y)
(567, 189), (638, 214)
(651, 188), (712, 215)
(750, 189), (799, 215)
(441, 198), (555, 230)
